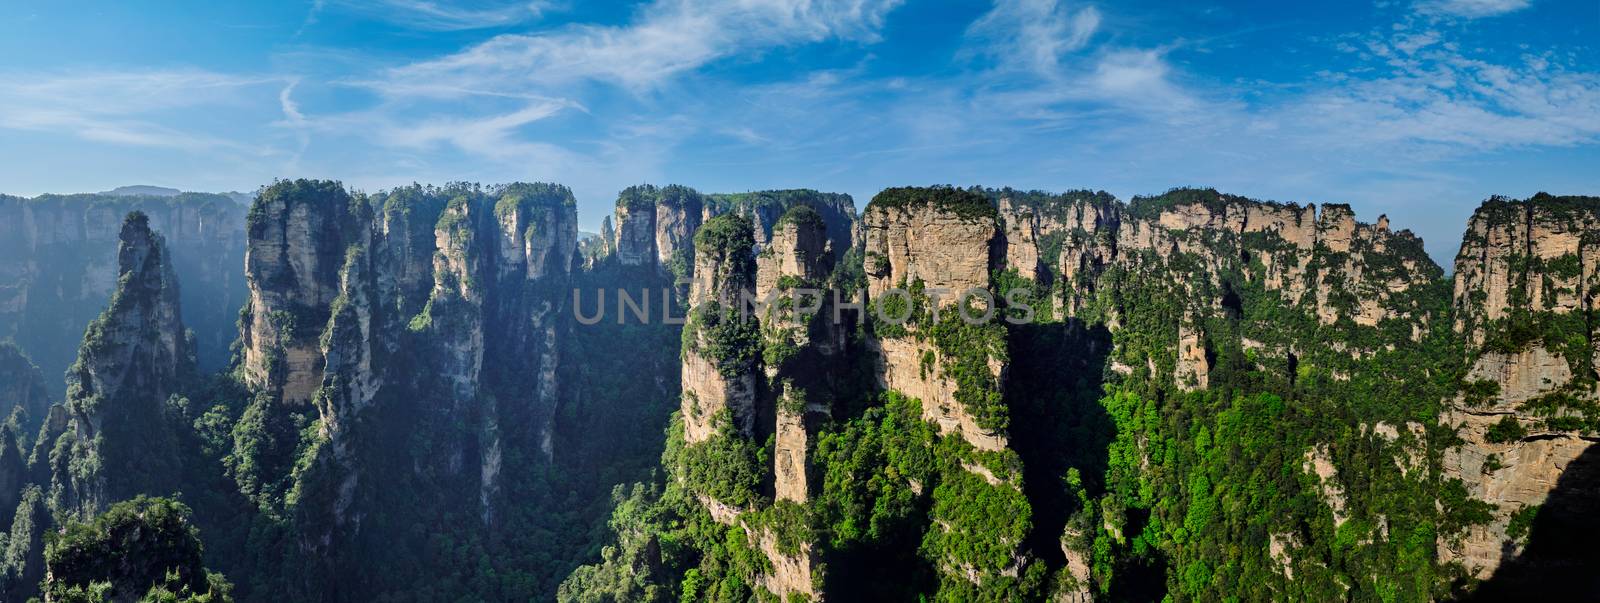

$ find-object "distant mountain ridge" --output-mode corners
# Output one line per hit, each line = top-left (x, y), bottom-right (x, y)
(100, 185), (252, 205)
(99, 185), (183, 197)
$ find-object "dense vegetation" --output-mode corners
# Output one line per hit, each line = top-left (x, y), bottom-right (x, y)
(869, 186), (996, 222)
(3, 183), (1597, 601)
(43, 496), (233, 602)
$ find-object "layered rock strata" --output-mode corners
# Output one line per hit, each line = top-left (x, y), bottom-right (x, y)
(1440, 194), (1600, 583)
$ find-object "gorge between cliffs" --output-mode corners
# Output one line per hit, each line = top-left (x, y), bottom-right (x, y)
(0, 181), (1595, 602)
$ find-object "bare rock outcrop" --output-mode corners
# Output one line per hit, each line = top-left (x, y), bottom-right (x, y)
(864, 188), (1009, 453)
(997, 196), (1042, 280)
(1452, 194), (1600, 345)
(50, 212), (193, 517)
(863, 196), (995, 307)
(613, 199), (657, 268)
(753, 526), (819, 601)
(1120, 192), (1434, 330)
(240, 181), (362, 405)
(1175, 317), (1210, 392)
(755, 206), (831, 302)
(654, 187), (704, 279)
(681, 215), (761, 443)
(1440, 193), (1600, 582)
(706, 190), (857, 260)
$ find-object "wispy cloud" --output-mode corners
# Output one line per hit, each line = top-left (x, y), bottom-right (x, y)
(1283, 22), (1600, 153)
(1414, 0), (1531, 19)
(379, 100), (574, 156)
(959, 0), (1206, 121)
(323, 0), (554, 31)
(0, 70), (281, 150)
(965, 0), (1101, 77)
(373, 0), (903, 98)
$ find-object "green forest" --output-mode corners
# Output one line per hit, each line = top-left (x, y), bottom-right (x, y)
(0, 183), (1594, 602)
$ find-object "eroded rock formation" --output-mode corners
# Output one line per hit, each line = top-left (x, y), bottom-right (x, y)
(864, 188), (1009, 452)
(49, 212), (193, 517)
(235, 180), (578, 575)
(1440, 194), (1600, 585)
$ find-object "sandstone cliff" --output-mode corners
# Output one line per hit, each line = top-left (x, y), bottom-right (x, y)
(239, 181), (363, 405)
(1440, 193), (1600, 586)
(607, 186), (860, 285)
(864, 187), (1009, 453)
(680, 215), (761, 444)
(671, 195), (868, 601)
(0, 344), (50, 433)
(233, 181), (578, 583)
(860, 187), (1029, 595)
(48, 212), (193, 518)
(706, 190), (857, 259)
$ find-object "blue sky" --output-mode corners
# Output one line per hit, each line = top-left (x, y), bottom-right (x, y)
(1, 0), (1597, 264)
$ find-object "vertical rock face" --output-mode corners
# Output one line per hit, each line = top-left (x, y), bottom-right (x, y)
(759, 206), (837, 507)
(654, 186), (704, 279)
(426, 198), (487, 409)
(0, 193), (244, 396)
(755, 205), (831, 303)
(680, 215), (761, 443)
(235, 180), (578, 572)
(860, 188), (1026, 596)
(863, 192), (996, 308)
(1175, 316), (1210, 391)
(864, 188), (1009, 452)
(0, 423), (26, 526)
(997, 196), (1042, 280)
(613, 193), (658, 268)
(773, 394), (810, 504)
(51, 212), (193, 517)
(1440, 194), (1600, 583)
(1024, 191), (1123, 317)
(705, 189), (858, 259)
(240, 181), (362, 405)
(1115, 193), (1435, 331)
(0, 343), (50, 431)
(609, 186), (860, 286)
(670, 197), (861, 603)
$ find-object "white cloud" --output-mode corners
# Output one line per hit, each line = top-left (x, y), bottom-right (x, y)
(1414, 0), (1531, 18)
(325, 0), (555, 31)
(0, 70), (280, 150)
(380, 100), (574, 156)
(1091, 49), (1169, 94)
(279, 81), (308, 126)
(373, 0), (904, 98)
(300, 0), (907, 198)
(965, 0), (1101, 76)
(1282, 35), (1600, 152)
(958, 0), (1205, 122)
